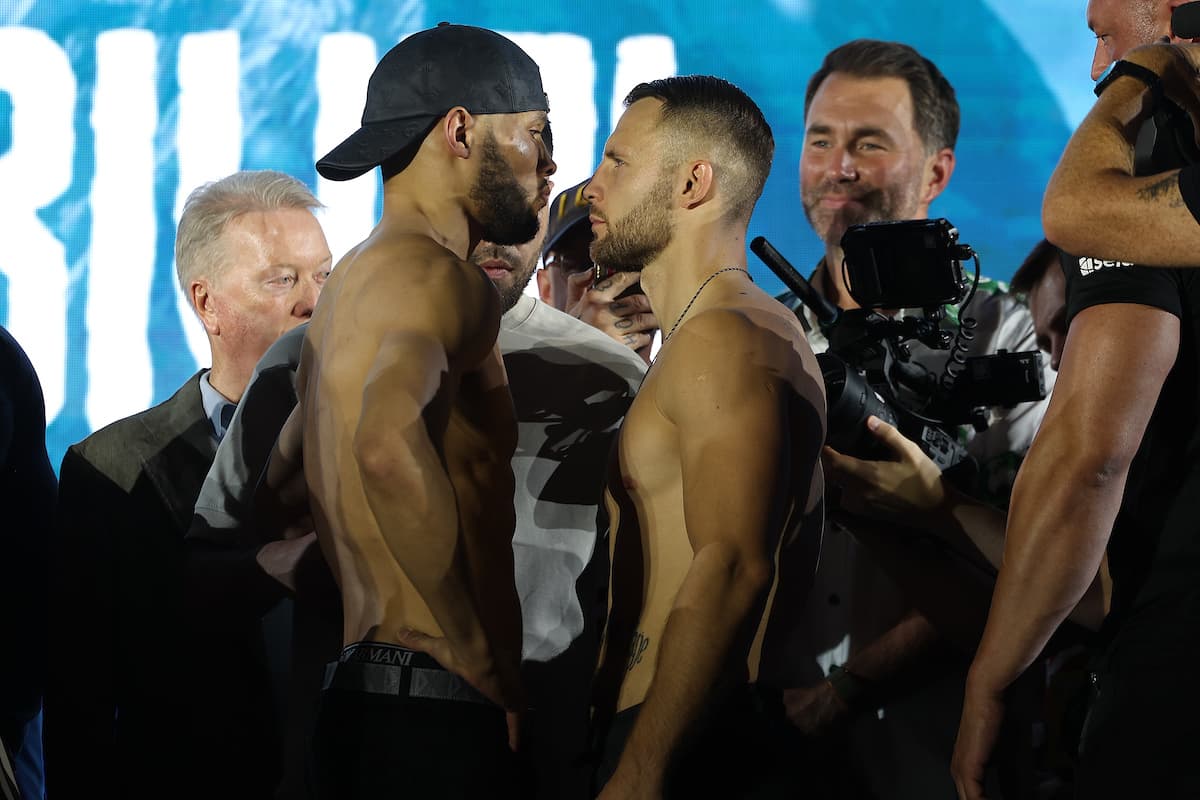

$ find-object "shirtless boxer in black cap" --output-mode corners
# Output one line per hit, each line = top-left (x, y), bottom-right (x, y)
(286, 23), (555, 799)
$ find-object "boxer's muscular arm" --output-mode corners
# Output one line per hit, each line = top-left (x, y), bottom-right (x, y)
(953, 301), (1178, 799)
(347, 266), (517, 708)
(601, 311), (823, 797)
(436, 343), (524, 705)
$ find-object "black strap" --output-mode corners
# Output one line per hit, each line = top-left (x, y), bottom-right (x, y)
(1094, 59), (1163, 103)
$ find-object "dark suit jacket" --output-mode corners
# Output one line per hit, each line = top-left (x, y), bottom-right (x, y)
(45, 373), (279, 799)
(186, 325), (342, 800)
(0, 326), (56, 758)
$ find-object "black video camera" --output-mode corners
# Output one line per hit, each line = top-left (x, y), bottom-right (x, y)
(753, 220), (1047, 472)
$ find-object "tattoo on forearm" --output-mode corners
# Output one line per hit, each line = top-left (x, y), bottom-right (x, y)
(1137, 173), (1186, 208)
(627, 631), (651, 672)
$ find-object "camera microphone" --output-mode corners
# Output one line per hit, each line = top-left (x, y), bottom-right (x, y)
(750, 236), (840, 327)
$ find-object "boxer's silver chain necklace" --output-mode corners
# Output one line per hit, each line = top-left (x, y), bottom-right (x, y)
(664, 267), (750, 340)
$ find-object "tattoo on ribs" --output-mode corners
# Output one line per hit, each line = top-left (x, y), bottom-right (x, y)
(1137, 173), (1185, 208)
(627, 631), (651, 672)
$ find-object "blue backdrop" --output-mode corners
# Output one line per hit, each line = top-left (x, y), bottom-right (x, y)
(0, 0), (1100, 467)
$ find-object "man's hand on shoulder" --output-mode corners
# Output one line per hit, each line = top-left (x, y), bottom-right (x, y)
(565, 270), (658, 362)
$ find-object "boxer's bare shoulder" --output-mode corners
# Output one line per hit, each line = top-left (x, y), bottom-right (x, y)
(307, 232), (500, 369)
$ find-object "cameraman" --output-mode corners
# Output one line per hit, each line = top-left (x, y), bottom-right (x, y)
(823, 240), (1074, 575)
(953, 3), (1200, 798)
(821, 238), (1106, 646)
(776, 40), (1054, 799)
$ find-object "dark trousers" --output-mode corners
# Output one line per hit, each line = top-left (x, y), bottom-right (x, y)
(592, 685), (814, 799)
(311, 644), (524, 799)
(1075, 667), (1200, 799)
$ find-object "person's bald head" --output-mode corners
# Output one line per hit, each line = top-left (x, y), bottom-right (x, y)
(1086, 0), (1189, 80)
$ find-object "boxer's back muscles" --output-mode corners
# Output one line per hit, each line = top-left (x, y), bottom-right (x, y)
(596, 288), (825, 716)
(298, 228), (522, 707)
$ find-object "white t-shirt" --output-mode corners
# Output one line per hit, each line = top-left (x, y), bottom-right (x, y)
(499, 295), (647, 661)
(192, 300), (647, 665)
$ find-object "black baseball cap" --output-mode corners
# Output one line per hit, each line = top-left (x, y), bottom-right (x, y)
(316, 23), (548, 181)
(543, 179), (591, 255)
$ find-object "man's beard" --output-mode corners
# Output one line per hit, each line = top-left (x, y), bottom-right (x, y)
(801, 179), (920, 248)
(589, 171), (675, 272)
(472, 242), (540, 313)
(471, 132), (540, 246)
